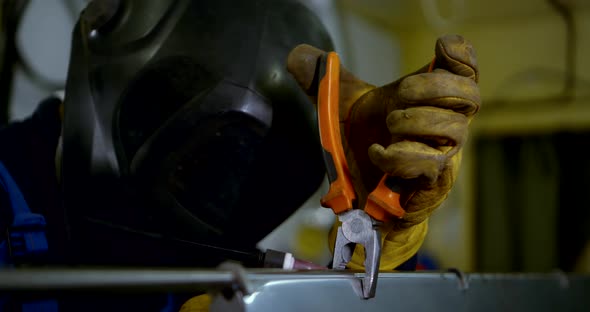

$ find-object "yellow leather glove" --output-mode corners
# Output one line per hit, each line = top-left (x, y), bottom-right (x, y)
(179, 294), (211, 312)
(287, 34), (480, 269)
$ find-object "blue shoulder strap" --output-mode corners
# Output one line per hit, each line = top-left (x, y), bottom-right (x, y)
(1, 161), (173, 312)
(0, 161), (49, 262)
(0, 160), (57, 312)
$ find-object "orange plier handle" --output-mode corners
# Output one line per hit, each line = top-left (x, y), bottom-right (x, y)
(317, 52), (356, 214)
(317, 52), (405, 222)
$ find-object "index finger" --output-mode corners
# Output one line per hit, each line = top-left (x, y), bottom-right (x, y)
(434, 34), (479, 82)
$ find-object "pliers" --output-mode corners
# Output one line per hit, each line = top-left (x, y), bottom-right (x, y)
(317, 52), (406, 299)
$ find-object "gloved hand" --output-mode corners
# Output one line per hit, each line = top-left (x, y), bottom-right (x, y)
(287, 34), (480, 269)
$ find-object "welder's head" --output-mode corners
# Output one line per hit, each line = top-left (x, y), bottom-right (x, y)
(60, 0), (333, 266)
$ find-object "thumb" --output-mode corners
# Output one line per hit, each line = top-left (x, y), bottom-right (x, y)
(286, 44), (374, 106)
(286, 44), (325, 96)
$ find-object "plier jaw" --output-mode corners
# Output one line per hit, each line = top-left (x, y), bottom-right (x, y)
(332, 209), (382, 299)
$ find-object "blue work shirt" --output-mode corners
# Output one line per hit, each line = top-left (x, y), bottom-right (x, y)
(0, 98), (189, 312)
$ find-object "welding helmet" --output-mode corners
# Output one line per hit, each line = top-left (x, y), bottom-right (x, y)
(60, 0), (333, 266)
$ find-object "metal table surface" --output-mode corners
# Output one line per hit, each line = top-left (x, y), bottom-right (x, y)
(1, 267), (589, 311)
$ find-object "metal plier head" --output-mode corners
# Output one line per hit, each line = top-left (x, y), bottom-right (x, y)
(332, 209), (382, 298)
(316, 52), (406, 299)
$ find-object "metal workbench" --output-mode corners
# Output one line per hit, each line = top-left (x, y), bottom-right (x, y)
(1, 264), (589, 311)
